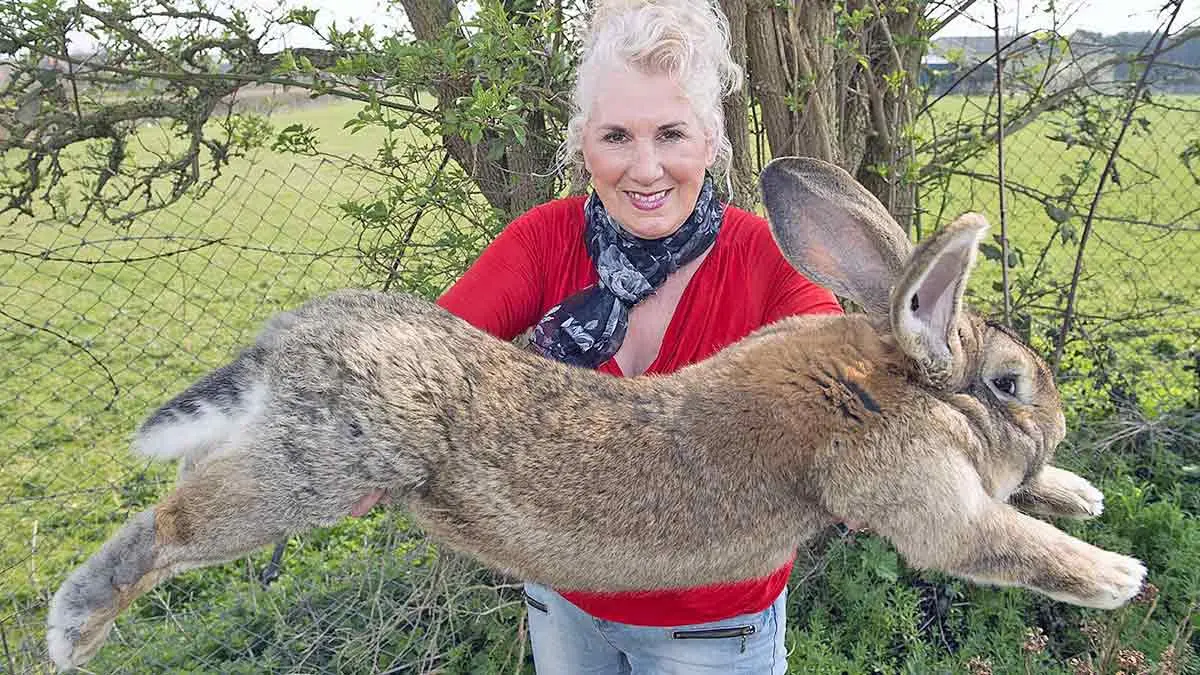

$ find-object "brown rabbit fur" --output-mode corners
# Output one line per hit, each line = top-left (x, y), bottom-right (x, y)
(46, 157), (1145, 671)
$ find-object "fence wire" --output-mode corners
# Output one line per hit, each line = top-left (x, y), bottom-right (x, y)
(2, 87), (1200, 672)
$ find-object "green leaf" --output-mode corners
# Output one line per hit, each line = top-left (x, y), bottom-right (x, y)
(873, 550), (899, 583)
(276, 49), (297, 74)
(1044, 203), (1071, 223)
(282, 8), (317, 27)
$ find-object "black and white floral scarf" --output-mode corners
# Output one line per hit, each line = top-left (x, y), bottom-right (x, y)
(527, 177), (724, 368)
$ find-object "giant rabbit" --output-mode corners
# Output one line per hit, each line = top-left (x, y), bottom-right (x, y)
(46, 157), (1145, 670)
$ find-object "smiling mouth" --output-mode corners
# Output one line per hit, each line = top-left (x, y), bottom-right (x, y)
(625, 188), (671, 211)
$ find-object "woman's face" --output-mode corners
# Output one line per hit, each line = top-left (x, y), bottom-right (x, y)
(582, 66), (715, 240)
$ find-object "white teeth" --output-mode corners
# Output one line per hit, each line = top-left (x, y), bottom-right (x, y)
(628, 190), (667, 202)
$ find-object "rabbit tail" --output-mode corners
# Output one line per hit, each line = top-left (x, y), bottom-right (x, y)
(132, 346), (268, 462)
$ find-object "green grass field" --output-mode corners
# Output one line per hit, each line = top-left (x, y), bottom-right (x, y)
(1, 96), (1197, 673)
(1, 99), (388, 654)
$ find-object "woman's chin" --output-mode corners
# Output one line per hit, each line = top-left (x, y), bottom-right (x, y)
(617, 209), (684, 239)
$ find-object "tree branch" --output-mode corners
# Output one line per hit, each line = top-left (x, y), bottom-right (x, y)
(1050, 0), (1187, 371)
(928, 0), (983, 36)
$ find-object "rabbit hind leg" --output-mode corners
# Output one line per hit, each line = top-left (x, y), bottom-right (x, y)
(47, 453), (317, 671)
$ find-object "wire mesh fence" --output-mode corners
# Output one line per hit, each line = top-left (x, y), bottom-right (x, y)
(913, 90), (1200, 418)
(1, 148), (387, 671)
(2, 86), (1200, 672)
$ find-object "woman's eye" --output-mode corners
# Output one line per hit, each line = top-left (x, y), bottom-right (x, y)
(603, 131), (628, 143)
(991, 376), (1018, 397)
(659, 129), (685, 141)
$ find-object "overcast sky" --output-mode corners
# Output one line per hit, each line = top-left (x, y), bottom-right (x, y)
(268, 0), (1198, 37)
(937, 0), (1198, 36)
(64, 0), (1200, 54)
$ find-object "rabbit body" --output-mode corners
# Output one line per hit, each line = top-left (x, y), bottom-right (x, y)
(134, 290), (864, 592)
(46, 158), (1146, 671)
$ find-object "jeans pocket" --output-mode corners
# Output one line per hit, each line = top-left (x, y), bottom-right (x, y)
(523, 589), (549, 614)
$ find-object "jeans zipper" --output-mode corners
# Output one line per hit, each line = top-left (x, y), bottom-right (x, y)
(670, 625), (756, 653)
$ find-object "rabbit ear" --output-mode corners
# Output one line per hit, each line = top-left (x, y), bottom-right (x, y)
(890, 213), (990, 387)
(759, 156), (913, 314)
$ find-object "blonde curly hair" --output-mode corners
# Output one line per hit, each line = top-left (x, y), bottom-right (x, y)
(560, 0), (744, 189)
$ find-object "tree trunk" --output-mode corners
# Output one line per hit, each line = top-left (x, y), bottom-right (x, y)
(741, 0), (841, 164)
(744, 0), (795, 160)
(398, 0), (558, 221)
(402, 0), (456, 38)
(718, 0), (759, 207)
(853, 6), (924, 234)
(737, 0), (925, 233)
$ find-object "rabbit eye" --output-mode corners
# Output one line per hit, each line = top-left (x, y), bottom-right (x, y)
(991, 376), (1018, 397)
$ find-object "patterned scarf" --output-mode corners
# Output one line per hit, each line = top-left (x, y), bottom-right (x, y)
(527, 177), (724, 368)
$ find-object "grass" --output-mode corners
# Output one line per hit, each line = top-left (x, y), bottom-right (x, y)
(1, 95), (1198, 673)
(0, 99), (387, 652)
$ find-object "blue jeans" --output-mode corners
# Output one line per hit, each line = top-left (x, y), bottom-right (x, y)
(522, 583), (788, 674)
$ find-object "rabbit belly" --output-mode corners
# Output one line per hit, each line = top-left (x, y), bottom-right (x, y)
(401, 484), (813, 593)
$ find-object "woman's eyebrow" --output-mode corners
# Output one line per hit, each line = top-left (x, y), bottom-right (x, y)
(595, 122), (689, 132)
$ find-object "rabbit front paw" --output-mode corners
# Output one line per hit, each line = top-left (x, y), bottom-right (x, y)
(1058, 471), (1104, 518)
(1080, 550), (1146, 609)
(1013, 466), (1105, 519)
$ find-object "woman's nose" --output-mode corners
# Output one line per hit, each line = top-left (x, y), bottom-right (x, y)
(627, 141), (665, 184)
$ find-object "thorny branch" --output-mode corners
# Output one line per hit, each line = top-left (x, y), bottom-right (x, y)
(0, 307), (120, 410)
(927, 0), (982, 36)
(991, 0), (1011, 327)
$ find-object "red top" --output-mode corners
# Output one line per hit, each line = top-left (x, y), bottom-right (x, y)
(437, 196), (842, 626)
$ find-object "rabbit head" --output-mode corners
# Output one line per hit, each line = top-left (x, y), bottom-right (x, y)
(760, 156), (1066, 502)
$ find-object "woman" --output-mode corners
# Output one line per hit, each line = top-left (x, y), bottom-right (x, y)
(437, 0), (841, 671)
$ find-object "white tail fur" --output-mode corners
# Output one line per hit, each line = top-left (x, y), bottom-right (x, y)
(131, 349), (267, 461)
(131, 382), (266, 460)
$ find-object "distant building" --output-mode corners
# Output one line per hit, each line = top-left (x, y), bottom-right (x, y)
(921, 41), (996, 96)
(924, 31), (1200, 97)
(919, 53), (957, 92)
